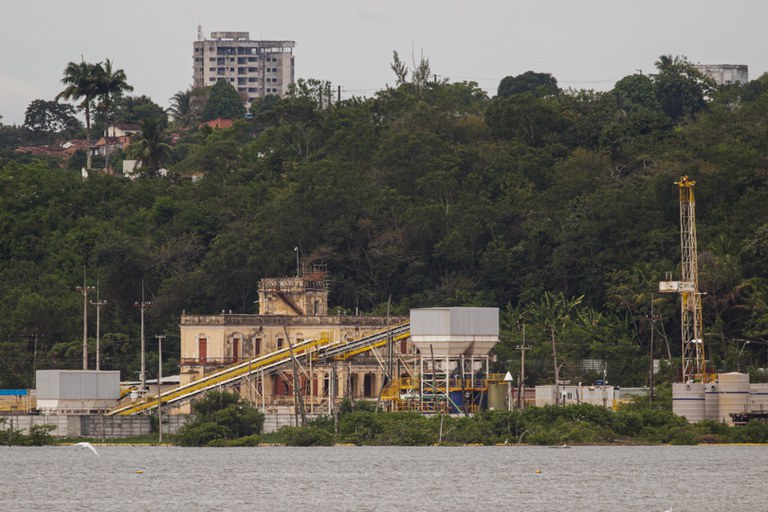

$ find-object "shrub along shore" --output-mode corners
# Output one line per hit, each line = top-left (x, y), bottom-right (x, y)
(6, 391), (768, 447)
(166, 391), (768, 447)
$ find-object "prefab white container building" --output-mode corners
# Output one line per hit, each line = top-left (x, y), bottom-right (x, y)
(36, 370), (120, 413)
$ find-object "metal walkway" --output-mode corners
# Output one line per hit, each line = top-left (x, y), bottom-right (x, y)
(108, 322), (410, 415)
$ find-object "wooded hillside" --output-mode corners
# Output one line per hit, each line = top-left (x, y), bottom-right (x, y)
(2, 56), (768, 389)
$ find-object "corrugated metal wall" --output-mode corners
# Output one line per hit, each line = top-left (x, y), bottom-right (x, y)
(410, 307), (499, 336)
(36, 371), (120, 400)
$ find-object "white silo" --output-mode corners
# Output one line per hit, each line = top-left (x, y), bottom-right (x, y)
(716, 372), (750, 424)
(410, 307), (499, 357)
(749, 383), (768, 412)
(409, 307), (499, 412)
(672, 382), (706, 422)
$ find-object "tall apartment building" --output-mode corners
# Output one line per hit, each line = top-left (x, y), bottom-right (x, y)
(193, 30), (295, 105)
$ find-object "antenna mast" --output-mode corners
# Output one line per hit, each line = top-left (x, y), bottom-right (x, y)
(659, 176), (706, 382)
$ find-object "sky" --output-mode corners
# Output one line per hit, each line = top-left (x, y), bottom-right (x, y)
(1, 0), (766, 126)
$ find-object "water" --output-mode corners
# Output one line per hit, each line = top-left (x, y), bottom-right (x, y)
(0, 445), (764, 511)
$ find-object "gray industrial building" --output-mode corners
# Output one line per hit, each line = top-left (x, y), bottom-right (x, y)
(36, 370), (120, 414)
(193, 29), (295, 106)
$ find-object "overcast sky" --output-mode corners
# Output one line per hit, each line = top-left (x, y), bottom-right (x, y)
(1, 0), (765, 125)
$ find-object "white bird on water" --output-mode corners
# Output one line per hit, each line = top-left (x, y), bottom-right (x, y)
(74, 442), (99, 456)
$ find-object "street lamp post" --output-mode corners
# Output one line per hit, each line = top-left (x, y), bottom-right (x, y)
(734, 338), (768, 372)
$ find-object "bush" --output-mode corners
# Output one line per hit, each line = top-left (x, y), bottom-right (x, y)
(441, 416), (495, 445)
(727, 421), (768, 443)
(0, 420), (56, 446)
(282, 426), (335, 446)
(177, 422), (229, 447)
(27, 424), (56, 446)
(372, 413), (437, 446)
(176, 390), (265, 446)
(526, 426), (561, 445)
(307, 415), (335, 432)
(207, 434), (262, 447)
(338, 411), (381, 445)
(667, 426), (698, 445)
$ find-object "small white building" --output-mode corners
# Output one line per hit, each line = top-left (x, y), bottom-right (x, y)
(693, 64), (748, 85)
(36, 370), (120, 413)
(535, 384), (617, 408)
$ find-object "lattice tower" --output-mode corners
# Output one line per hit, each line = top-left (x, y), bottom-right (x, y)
(677, 176), (706, 382)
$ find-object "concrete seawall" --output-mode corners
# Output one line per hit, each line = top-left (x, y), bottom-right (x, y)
(1, 412), (322, 438)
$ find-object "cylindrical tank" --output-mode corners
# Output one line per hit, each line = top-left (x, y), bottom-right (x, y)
(717, 372), (749, 424)
(448, 391), (464, 413)
(749, 383), (768, 412)
(704, 381), (719, 421)
(487, 383), (508, 410)
(672, 382), (706, 422)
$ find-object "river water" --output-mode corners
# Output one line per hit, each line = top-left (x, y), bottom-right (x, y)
(0, 444), (763, 511)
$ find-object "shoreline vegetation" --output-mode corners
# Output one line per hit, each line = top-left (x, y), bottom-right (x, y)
(7, 391), (768, 448)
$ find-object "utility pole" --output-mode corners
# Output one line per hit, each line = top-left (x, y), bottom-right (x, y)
(75, 267), (95, 370)
(648, 294), (659, 407)
(294, 246), (300, 278)
(32, 333), (40, 379)
(283, 326), (306, 426)
(90, 279), (107, 371)
(515, 325), (532, 409)
(155, 334), (165, 443)
(133, 284), (152, 393)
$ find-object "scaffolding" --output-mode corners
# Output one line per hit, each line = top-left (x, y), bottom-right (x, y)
(379, 355), (491, 413)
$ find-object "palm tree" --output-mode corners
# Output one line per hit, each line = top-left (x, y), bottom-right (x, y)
(97, 59), (133, 172)
(98, 59), (133, 138)
(56, 59), (102, 170)
(524, 292), (583, 405)
(126, 118), (172, 175)
(169, 89), (193, 130)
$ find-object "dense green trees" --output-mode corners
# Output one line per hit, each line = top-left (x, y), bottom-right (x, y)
(125, 118), (172, 173)
(202, 80), (246, 121)
(23, 100), (81, 141)
(5, 54), (768, 392)
(255, 400), (768, 446)
(175, 391), (264, 446)
(169, 88), (208, 130)
(497, 71), (560, 98)
(654, 55), (714, 121)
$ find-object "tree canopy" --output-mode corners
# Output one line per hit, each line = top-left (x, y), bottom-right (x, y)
(202, 80), (246, 121)
(3, 54), (768, 393)
(497, 71), (560, 98)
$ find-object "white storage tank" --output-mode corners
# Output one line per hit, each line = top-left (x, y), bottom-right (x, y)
(672, 382), (706, 422)
(704, 381), (719, 421)
(716, 372), (750, 424)
(410, 307), (498, 357)
(749, 383), (768, 412)
(36, 370), (120, 413)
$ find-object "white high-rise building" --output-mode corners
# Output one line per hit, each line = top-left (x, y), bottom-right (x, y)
(193, 30), (295, 105)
